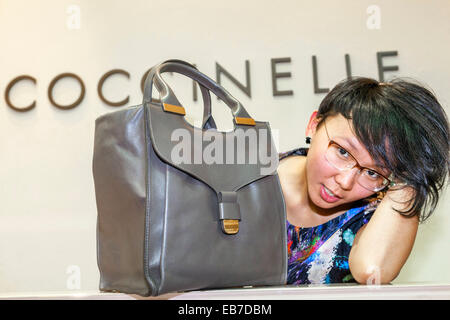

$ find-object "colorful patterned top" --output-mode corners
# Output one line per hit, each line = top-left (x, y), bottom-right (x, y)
(279, 147), (380, 284)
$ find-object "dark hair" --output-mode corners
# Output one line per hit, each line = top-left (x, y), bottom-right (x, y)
(316, 76), (450, 223)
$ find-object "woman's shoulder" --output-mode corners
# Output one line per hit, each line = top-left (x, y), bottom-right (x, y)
(277, 147), (308, 180)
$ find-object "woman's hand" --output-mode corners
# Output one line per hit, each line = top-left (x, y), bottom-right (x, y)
(385, 183), (416, 212)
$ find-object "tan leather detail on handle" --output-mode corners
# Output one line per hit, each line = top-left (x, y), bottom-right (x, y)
(163, 103), (186, 115)
(235, 117), (256, 126)
(222, 219), (239, 235)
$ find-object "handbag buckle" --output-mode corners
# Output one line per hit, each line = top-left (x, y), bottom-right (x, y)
(222, 219), (239, 235)
(218, 191), (241, 235)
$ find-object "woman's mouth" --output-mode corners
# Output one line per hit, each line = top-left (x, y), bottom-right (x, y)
(320, 184), (341, 203)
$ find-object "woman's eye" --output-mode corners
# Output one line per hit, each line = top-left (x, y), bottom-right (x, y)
(337, 147), (349, 158)
(365, 170), (380, 179)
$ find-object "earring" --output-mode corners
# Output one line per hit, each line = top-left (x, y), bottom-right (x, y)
(305, 136), (311, 144)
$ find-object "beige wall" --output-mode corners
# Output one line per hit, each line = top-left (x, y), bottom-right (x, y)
(0, 0), (449, 292)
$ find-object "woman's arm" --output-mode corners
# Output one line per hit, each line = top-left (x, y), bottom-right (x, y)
(348, 186), (419, 284)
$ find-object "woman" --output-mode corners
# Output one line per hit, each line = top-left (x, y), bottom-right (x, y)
(277, 77), (449, 285)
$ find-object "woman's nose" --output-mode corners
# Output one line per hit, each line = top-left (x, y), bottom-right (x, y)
(334, 167), (360, 190)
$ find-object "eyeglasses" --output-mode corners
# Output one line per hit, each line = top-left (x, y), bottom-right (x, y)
(323, 120), (393, 192)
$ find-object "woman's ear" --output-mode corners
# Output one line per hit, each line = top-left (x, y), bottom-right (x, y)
(306, 110), (320, 137)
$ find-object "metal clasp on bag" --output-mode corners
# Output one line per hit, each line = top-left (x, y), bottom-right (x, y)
(222, 219), (239, 235)
(218, 191), (241, 235)
(163, 103), (186, 115)
(234, 117), (255, 126)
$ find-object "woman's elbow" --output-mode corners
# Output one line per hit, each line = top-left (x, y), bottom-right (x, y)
(351, 264), (398, 285)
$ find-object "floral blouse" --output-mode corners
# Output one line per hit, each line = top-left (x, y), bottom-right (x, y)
(279, 147), (380, 284)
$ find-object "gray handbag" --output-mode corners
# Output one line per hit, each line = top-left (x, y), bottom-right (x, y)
(92, 59), (287, 296)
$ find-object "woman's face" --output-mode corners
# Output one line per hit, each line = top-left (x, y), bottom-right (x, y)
(305, 113), (389, 209)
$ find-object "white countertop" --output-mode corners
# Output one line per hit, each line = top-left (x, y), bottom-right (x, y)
(1, 282), (449, 300)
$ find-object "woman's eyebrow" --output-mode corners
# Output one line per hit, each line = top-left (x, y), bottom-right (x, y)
(335, 136), (359, 153)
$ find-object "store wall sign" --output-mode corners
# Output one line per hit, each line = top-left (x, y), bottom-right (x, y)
(3, 51), (398, 112)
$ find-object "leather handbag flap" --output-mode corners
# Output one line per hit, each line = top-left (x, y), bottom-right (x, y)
(145, 102), (279, 194)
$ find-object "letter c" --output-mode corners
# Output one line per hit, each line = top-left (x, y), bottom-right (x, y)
(97, 69), (130, 107)
(5, 75), (37, 112)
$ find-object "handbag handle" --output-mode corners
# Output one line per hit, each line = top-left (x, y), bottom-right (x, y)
(143, 60), (255, 128)
(144, 59), (217, 130)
